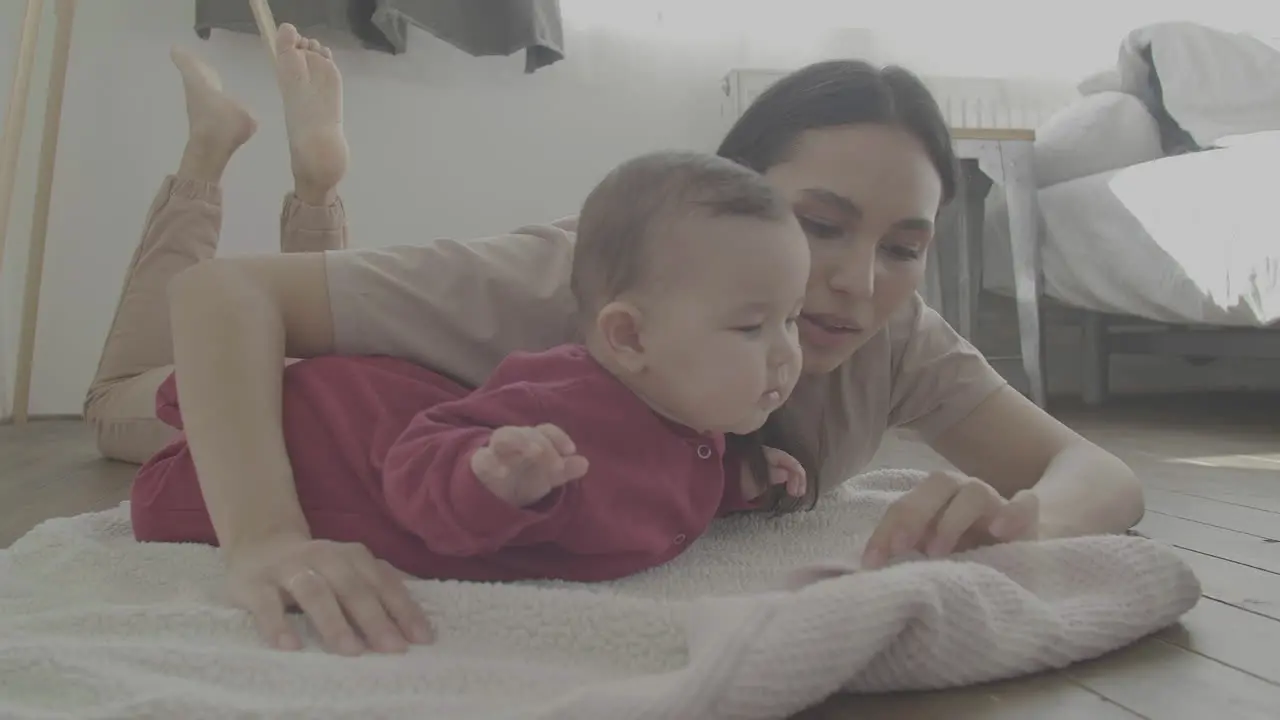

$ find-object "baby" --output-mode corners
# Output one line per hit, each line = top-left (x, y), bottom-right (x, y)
(132, 151), (812, 583)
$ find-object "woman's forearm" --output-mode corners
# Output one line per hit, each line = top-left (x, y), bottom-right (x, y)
(1032, 439), (1145, 539)
(168, 259), (313, 553)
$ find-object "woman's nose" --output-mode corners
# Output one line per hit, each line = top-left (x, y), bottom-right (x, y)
(828, 243), (876, 298)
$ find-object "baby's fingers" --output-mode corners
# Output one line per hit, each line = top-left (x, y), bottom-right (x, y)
(491, 427), (546, 462)
(534, 424), (577, 456)
(562, 455), (590, 480)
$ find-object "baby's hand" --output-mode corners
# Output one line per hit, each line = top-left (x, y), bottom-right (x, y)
(764, 446), (807, 498)
(470, 424), (589, 507)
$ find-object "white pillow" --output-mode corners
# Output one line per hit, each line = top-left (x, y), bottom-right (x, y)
(1077, 69), (1122, 96)
(1122, 23), (1280, 147)
(1033, 92), (1165, 188)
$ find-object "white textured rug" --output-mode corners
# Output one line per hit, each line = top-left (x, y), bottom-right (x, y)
(0, 470), (1199, 720)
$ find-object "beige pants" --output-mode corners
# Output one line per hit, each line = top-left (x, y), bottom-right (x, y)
(83, 175), (348, 464)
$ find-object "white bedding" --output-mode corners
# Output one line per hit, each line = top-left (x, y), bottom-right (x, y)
(0, 469), (1200, 720)
(983, 138), (1280, 326)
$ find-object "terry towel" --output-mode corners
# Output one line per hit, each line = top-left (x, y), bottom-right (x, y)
(195, 0), (565, 73)
(0, 469), (1199, 719)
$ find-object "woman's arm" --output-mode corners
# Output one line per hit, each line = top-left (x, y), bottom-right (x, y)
(168, 253), (333, 552)
(168, 253), (430, 656)
(928, 385), (1145, 538)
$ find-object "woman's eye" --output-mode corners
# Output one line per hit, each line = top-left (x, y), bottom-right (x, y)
(881, 244), (922, 261)
(797, 217), (842, 239)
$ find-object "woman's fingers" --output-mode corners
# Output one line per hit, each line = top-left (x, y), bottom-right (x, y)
(989, 489), (1040, 540)
(316, 554), (407, 654)
(229, 537), (434, 655)
(243, 583), (301, 650)
(862, 472), (960, 569)
(923, 480), (999, 557)
(370, 560), (435, 644)
(281, 566), (365, 655)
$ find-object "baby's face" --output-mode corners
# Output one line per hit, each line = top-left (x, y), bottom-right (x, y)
(630, 212), (810, 435)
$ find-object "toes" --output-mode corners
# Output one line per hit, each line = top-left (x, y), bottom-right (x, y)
(275, 23), (301, 56)
(307, 38), (322, 52)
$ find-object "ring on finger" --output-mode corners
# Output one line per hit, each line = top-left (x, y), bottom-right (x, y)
(285, 568), (321, 591)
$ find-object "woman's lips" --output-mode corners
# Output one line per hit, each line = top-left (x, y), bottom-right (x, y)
(798, 313), (863, 349)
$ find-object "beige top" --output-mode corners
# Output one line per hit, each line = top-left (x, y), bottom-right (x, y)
(324, 217), (1008, 489)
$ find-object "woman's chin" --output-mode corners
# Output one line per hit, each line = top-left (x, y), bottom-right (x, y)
(800, 345), (853, 374)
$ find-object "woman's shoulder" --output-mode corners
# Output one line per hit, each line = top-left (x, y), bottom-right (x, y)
(872, 293), (1007, 438)
(323, 217), (584, 387)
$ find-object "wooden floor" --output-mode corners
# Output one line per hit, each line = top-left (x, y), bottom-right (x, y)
(2, 394), (1278, 719)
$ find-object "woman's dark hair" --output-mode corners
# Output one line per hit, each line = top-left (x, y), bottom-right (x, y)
(717, 59), (958, 204)
(717, 60), (958, 514)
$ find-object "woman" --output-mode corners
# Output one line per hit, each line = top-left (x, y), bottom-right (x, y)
(87, 24), (1143, 656)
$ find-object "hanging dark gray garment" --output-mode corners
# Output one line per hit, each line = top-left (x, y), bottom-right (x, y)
(193, 0), (564, 73)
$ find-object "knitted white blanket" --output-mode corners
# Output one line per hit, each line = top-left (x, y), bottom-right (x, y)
(0, 470), (1199, 720)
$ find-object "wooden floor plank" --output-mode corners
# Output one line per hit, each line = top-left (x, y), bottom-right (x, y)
(1170, 547), (1280, 621)
(1135, 512), (1280, 575)
(1143, 488), (1280, 540)
(1151, 485), (1280, 516)
(1135, 460), (1280, 502)
(797, 673), (1140, 720)
(1159, 598), (1280, 685)
(1068, 637), (1280, 719)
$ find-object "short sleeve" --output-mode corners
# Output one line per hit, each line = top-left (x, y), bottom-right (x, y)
(324, 218), (580, 389)
(886, 294), (1008, 441)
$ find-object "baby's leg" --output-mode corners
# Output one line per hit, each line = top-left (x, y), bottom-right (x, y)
(85, 48), (256, 463)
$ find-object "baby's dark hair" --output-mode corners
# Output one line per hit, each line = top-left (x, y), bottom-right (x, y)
(570, 151), (791, 315)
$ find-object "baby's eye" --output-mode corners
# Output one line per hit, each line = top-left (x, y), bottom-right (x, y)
(733, 324), (764, 335)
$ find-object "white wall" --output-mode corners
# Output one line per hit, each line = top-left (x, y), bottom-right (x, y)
(0, 0), (756, 417)
(1, 0), (1277, 418)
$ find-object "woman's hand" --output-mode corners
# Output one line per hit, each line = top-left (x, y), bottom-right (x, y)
(861, 471), (1040, 569)
(224, 533), (434, 655)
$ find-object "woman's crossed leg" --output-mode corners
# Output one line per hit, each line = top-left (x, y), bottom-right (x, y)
(85, 27), (350, 463)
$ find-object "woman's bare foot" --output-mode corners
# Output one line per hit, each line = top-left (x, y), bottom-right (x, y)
(171, 47), (257, 184)
(274, 24), (348, 205)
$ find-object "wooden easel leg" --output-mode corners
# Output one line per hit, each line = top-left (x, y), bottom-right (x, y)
(0, 0), (45, 282)
(249, 0), (279, 58)
(12, 0), (76, 424)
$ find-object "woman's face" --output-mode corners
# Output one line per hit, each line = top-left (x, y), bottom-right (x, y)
(763, 124), (943, 374)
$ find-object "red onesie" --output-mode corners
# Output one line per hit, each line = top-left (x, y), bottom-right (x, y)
(132, 344), (759, 582)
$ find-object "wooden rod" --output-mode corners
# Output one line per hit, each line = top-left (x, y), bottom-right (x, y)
(248, 0), (279, 58)
(12, 0), (76, 423)
(0, 0), (45, 282)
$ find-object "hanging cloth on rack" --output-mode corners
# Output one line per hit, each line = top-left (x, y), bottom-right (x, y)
(194, 0), (564, 73)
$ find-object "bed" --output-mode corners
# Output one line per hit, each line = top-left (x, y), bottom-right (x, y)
(983, 134), (1280, 329)
(975, 22), (1280, 404)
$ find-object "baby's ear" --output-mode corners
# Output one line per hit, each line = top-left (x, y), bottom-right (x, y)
(595, 301), (646, 371)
